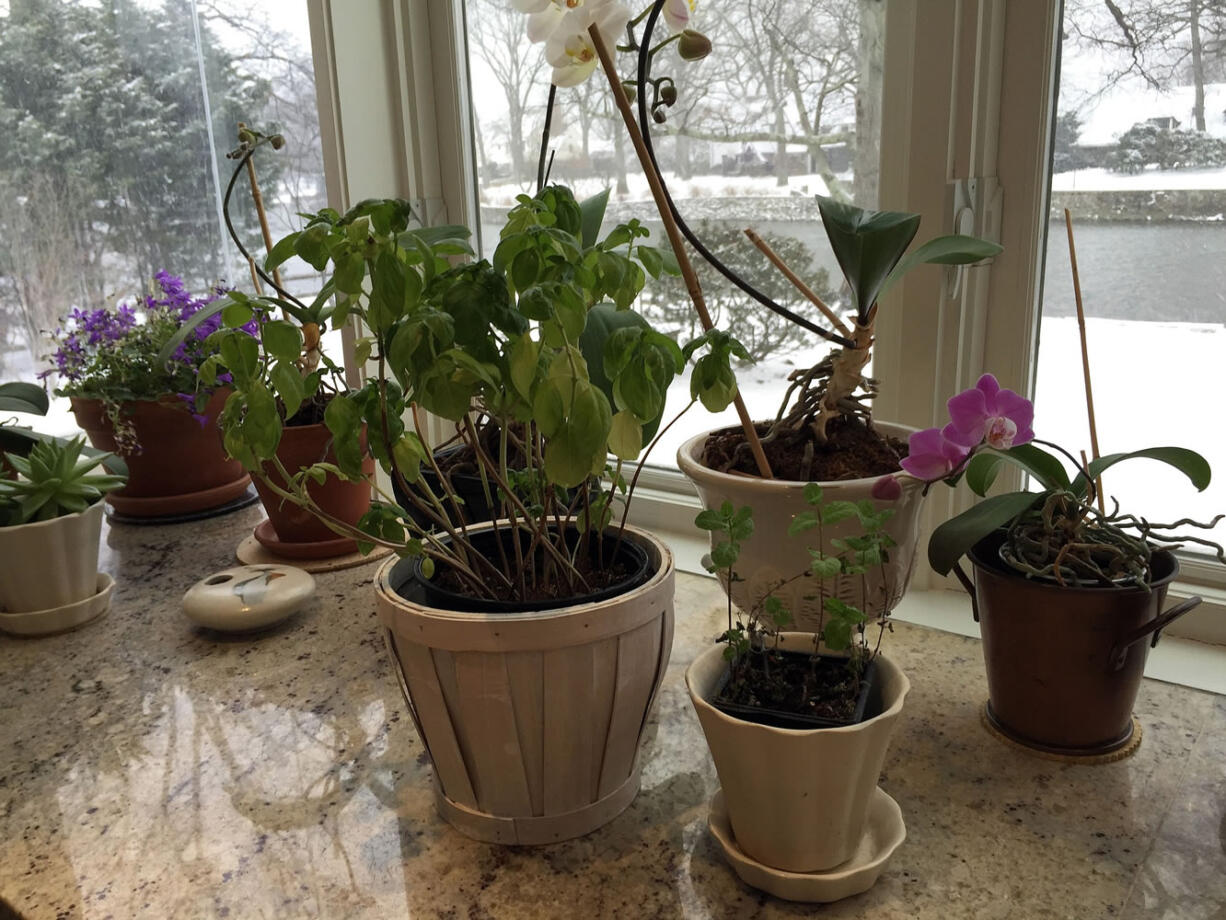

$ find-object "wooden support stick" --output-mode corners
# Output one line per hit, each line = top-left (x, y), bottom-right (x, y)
(1064, 209), (1105, 513)
(744, 228), (853, 338)
(244, 156), (285, 294)
(589, 25), (773, 479)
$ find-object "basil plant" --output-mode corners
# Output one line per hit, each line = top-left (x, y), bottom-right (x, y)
(201, 186), (745, 602)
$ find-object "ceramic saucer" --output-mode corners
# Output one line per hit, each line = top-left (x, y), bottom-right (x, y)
(707, 786), (906, 903)
(183, 564), (315, 632)
(0, 573), (114, 637)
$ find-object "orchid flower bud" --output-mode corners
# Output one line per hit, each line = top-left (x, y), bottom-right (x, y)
(660, 85), (678, 106)
(678, 29), (712, 61)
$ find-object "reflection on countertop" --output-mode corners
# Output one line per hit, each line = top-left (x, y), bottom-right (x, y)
(1, 505), (1223, 919)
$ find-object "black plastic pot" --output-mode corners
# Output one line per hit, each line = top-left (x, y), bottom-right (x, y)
(389, 523), (654, 614)
(713, 652), (879, 730)
(393, 445), (496, 529)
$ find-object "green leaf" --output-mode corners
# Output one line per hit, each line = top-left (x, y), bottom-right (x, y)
(262, 320), (303, 363)
(155, 298), (229, 367)
(817, 195), (921, 319)
(788, 510), (819, 536)
(0, 383), (48, 416)
(295, 225), (331, 271)
(221, 300), (254, 328)
(265, 232), (301, 271)
(219, 332), (260, 383)
(334, 250), (366, 295)
(323, 395), (365, 478)
(964, 452), (1002, 498)
(1000, 442), (1071, 491)
(1075, 446), (1212, 497)
(927, 490), (1044, 575)
(809, 554), (843, 578)
(694, 508), (724, 531)
(270, 362), (305, 421)
(608, 409), (642, 461)
(243, 383), (282, 460)
(803, 482), (823, 505)
(578, 188), (610, 249)
(879, 234), (1002, 300)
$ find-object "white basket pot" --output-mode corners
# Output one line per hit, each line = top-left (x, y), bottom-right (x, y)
(375, 522), (675, 845)
(677, 422), (924, 629)
(0, 500), (104, 613)
(687, 633), (910, 873)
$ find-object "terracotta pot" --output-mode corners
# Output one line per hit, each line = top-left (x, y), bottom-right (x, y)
(677, 422), (925, 628)
(252, 422), (373, 551)
(954, 531), (1202, 755)
(0, 500), (103, 612)
(687, 635), (909, 873)
(70, 393), (250, 516)
(375, 522), (675, 845)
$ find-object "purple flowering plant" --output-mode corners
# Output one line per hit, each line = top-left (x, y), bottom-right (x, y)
(902, 374), (1221, 587)
(43, 271), (258, 451)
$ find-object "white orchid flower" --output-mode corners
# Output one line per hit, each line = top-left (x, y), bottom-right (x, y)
(662, 0), (695, 32)
(513, 0), (619, 45)
(542, 2), (631, 85)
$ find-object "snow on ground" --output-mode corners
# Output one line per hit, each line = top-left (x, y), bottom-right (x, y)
(479, 171), (836, 208)
(1052, 165), (1226, 192)
(1033, 316), (1226, 552)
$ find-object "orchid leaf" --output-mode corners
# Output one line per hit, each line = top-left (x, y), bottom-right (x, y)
(817, 196), (920, 321)
(1073, 447), (1211, 498)
(878, 234), (1002, 301)
(928, 490), (1045, 575)
(0, 383), (49, 416)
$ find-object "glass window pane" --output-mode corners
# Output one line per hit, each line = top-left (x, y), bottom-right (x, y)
(1035, 0), (1226, 555)
(0, 0), (325, 433)
(463, 0), (885, 470)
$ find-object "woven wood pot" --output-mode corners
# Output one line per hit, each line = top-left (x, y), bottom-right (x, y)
(677, 422), (924, 628)
(70, 393), (249, 517)
(375, 522), (675, 844)
(0, 500), (103, 613)
(687, 635), (909, 873)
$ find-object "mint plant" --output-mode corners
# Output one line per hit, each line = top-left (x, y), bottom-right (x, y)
(696, 485), (896, 720)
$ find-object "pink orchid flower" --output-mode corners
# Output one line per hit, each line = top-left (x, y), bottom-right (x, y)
(900, 427), (971, 481)
(944, 373), (1034, 450)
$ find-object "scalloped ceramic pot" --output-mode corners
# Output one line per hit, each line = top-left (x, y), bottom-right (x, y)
(0, 500), (104, 613)
(687, 634), (910, 873)
(677, 422), (924, 629)
(375, 521), (675, 845)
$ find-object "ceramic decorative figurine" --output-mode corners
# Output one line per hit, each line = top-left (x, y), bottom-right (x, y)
(183, 564), (314, 632)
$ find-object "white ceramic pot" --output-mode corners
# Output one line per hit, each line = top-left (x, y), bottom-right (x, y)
(687, 634), (910, 873)
(677, 422), (925, 629)
(0, 500), (104, 613)
(375, 522), (675, 845)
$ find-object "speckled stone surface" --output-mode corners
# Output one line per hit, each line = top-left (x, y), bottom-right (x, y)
(2, 505), (1223, 919)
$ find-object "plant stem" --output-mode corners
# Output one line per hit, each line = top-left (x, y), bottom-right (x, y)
(588, 23), (773, 480)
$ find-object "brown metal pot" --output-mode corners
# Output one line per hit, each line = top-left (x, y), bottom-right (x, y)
(251, 422), (373, 556)
(70, 393), (250, 517)
(953, 531), (1201, 756)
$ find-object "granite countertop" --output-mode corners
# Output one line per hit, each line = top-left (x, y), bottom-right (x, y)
(2, 504), (1224, 919)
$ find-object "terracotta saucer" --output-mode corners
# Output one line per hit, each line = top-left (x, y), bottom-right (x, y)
(105, 474), (253, 518)
(252, 517), (360, 560)
(707, 787), (906, 903)
(0, 573), (114, 637)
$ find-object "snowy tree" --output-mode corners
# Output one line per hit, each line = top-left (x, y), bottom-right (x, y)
(0, 0), (278, 357)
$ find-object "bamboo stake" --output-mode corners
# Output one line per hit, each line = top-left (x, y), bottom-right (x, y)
(239, 124), (321, 370)
(1064, 209), (1105, 513)
(589, 25), (773, 479)
(744, 228), (853, 338)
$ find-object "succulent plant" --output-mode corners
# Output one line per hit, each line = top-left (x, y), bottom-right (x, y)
(0, 437), (127, 525)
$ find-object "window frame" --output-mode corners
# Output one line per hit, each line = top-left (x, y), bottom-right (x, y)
(305, 0), (1226, 641)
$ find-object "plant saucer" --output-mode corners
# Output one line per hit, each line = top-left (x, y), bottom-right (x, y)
(0, 573), (114, 637)
(707, 786), (905, 903)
